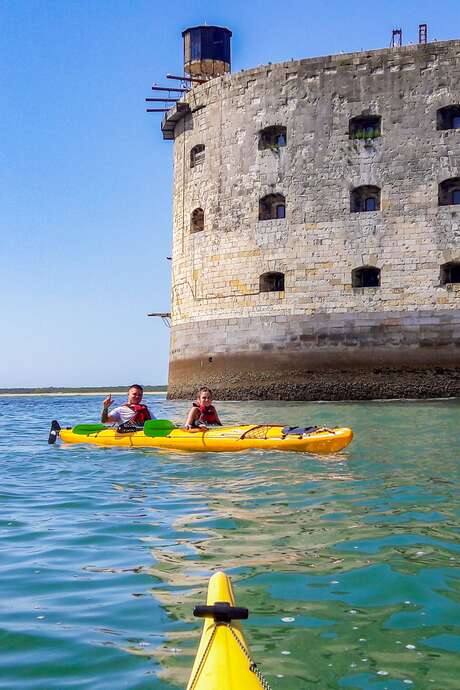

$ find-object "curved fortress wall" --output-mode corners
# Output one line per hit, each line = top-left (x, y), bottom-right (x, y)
(166, 41), (460, 400)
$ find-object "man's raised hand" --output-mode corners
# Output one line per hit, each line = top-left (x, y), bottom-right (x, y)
(103, 394), (114, 409)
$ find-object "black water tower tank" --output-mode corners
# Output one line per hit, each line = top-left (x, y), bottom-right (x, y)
(182, 25), (232, 79)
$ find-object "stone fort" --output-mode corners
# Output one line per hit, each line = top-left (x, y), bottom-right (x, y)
(159, 28), (460, 400)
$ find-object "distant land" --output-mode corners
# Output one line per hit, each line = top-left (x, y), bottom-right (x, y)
(0, 385), (167, 395)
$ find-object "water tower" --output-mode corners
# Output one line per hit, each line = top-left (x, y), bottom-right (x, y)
(182, 25), (232, 80)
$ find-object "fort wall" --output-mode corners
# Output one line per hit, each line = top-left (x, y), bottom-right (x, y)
(165, 40), (460, 399)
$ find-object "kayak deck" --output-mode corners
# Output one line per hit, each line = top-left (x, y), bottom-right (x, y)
(186, 572), (266, 690)
(58, 424), (353, 453)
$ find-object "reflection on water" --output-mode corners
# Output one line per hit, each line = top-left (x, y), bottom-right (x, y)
(0, 396), (459, 689)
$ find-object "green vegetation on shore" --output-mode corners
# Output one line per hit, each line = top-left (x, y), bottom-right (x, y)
(0, 385), (167, 394)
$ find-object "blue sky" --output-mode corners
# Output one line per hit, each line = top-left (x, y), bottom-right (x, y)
(2, 0), (459, 387)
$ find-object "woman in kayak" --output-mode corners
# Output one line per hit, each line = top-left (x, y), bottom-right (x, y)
(101, 384), (155, 427)
(185, 387), (222, 430)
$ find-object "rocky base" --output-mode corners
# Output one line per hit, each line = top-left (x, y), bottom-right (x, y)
(167, 367), (460, 401)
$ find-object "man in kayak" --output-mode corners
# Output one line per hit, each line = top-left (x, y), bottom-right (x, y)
(101, 384), (155, 427)
(184, 387), (222, 429)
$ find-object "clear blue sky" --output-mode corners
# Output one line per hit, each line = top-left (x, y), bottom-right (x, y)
(2, 0), (459, 387)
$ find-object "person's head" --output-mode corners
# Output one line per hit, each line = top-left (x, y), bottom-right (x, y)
(128, 384), (144, 404)
(196, 386), (213, 406)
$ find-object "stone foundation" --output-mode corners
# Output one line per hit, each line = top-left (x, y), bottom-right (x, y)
(167, 364), (460, 400)
(167, 310), (460, 400)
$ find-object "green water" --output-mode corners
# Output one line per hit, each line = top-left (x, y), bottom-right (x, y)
(1, 395), (459, 689)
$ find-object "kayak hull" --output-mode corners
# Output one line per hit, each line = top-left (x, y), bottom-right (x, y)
(186, 572), (264, 690)
(58, 424), (353, 453)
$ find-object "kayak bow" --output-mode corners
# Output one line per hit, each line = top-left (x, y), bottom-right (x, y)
(187, 572), (268, 690)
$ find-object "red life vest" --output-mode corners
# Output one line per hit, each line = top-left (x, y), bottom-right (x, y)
(124, 403), (151, 426)
(192, 402), (220, 425)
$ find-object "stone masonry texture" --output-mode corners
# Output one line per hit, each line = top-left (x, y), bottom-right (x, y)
(163, 40), (460, 400)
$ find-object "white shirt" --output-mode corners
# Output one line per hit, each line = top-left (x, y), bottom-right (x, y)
(109, 404), (155, 424)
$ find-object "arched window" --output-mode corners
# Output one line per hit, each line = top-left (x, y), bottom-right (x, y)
(190, 207), (204, 233)
(349, 115), (381, 140)
(259, 194), (286, 220)
(440, 262), (460, 285)
(259, 272), (285, 292)
(352, 266), (381, 288)
(259, 126), (287, 150)
(438, 178), (460, 206)
(190, 144), (205, 168)
(350, 186), (381, 213)
(437, 105), (460, 130)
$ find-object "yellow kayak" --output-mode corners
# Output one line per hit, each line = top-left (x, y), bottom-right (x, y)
(50, 419), (353, 453)
(186, 572), (267, 690)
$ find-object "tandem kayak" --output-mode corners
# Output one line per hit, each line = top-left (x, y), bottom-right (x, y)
(49, 419), (353, 453)
(186, 571), (267, 690)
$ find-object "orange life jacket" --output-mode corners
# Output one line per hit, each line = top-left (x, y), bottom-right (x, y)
(123, 403), (151, 426)
(192, 402), (220, 425)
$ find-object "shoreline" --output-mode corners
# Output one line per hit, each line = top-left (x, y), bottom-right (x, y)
(0, 391), (167, 398)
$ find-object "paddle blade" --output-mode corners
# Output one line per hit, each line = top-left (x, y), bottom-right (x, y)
(48, 420), (61, 444)
(143, 419), (176, 438)
(72, 423), (107, 435)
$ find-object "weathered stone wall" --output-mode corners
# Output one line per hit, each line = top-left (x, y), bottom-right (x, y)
(166, 40), (460, 400)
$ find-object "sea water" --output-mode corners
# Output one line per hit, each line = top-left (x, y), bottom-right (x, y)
(0, 395), (459, 690)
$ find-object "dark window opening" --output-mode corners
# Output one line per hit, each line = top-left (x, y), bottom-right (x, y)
(260, 272), (285, 292)
(349, 115), (381, 140)
(351, 185), (381, 213)
(439, 178), (460, 206)
(440, 262), (460, 285)
(437, 105), (460, 130)
(190, 207), (204, 233)
(259, 193), (286, 220)
(190, 144), (205, 168)
(352, 266), (381, 288)
(259, 125), (287, 150)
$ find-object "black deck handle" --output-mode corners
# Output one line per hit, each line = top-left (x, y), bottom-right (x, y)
(193, 602), (249, 622)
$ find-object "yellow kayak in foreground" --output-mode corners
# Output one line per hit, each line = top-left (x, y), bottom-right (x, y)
(52, 419), (353, 453)
(187, 572), (267, 690)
